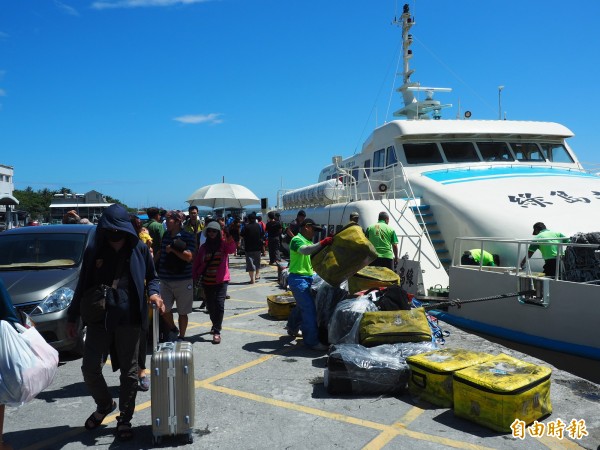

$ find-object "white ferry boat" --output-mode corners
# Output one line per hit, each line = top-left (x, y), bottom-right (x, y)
(278, 4), (600, 360)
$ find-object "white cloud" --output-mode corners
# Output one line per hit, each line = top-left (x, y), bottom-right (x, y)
(173, 113), (223, 125)
(91, 0), (212, 10)
(55, 1), (80, 16)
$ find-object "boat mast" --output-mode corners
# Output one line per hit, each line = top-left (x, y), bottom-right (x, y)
(393, 4), (452, 120)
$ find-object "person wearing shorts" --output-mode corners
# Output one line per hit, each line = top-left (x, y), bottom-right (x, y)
(157, 210), (196, 341)
(240, 213), (264, 283)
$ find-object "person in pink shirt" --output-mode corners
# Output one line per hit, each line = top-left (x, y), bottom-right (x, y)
(192, 221), (237, 344)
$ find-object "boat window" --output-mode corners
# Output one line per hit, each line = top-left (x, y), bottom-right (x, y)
(335, 225), (343, 234)
(363, 159), (371, 178)
(510, 142), (545, 161)
(351, 169), (359, 183)
(441, 142), (480, 162)
(403, 143), (444, 164)
(373, 149), (386, 172)
(540, 143), (574, 163)
(477, 142), (515, 161)
(386, 146), (398, 166)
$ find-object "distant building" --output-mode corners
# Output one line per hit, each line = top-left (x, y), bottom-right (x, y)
(0, 164), (19, 230)
(49, 190), (113, 223)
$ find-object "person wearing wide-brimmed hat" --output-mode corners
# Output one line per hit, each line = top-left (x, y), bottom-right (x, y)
(192, 221), (237, 344)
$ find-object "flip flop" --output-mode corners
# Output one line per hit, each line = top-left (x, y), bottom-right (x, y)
(84, 401), (117, 430)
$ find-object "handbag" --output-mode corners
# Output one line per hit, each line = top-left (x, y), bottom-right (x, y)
(0, 320), (59, 406)
(80, 258), (126, 324)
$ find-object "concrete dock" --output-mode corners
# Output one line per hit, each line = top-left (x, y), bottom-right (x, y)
(3, 255), (599, 449)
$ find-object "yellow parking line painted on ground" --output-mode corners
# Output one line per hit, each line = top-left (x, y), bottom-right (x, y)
(537, 435), (585, 450)
(361, 405), (491, 450)
(196, 344), (297, 386)
(231, 282), (277, 292)
(200, 383), (496, 450)
(220, 326), (285, 338)
(228, 306), (269, 318)
(200, 382), (390, 432)
(226, 298), (265, 305)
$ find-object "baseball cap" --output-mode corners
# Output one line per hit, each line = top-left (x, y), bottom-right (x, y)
(301, 218), (323, 231)
(349, 211), (359, 220)
(297, 210), (306, 217)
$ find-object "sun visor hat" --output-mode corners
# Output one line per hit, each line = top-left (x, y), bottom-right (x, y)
(301, 218), (324, 232)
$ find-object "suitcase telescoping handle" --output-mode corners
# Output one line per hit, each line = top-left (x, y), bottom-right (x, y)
(152, 302), (159, 353)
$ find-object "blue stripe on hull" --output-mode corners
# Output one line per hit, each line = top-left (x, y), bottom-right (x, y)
(424, 167), (597, 185)
(429, 310), (600, 361)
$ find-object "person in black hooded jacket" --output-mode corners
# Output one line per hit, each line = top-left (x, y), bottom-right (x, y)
(66, 204), (165, 441)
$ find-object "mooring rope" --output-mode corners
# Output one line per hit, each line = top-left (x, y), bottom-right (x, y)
(421, 289), (537, 311)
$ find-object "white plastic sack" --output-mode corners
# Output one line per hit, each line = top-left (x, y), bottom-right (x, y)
(0, 320), (59, 406)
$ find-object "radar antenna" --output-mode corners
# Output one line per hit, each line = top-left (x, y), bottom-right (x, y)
(393, 4), (452, 120)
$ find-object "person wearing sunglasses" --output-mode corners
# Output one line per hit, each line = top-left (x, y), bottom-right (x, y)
(192, 221), (237, 344)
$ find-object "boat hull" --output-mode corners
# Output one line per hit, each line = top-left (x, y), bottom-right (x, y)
(430, 266), (600, 360)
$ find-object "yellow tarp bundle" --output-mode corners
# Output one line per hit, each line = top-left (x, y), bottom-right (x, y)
(359, 307), (432, 347)
(311, 223), (377, 287)
(347, 266), (400, 295)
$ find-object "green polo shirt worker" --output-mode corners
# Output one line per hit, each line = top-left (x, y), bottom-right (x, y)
(520, 222), (567, 278)
(365, 211), (399, 271)
(285, 218), (332, 352)
(463, 249), (496, 266)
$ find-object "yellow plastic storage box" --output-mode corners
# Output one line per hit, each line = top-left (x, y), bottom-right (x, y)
(267, 292), (296, 320)
(406, 348), (494, 407)
(453, 353), (552, 432)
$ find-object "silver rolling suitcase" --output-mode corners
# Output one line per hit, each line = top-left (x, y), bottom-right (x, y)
(150, 307), (195, 445)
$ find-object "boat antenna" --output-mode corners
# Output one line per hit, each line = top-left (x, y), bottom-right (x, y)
(392, 3), (452, 120)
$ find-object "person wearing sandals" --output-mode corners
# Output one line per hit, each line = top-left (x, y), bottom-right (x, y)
(192, 221), (237, 344)
(66, 204), (165, 441)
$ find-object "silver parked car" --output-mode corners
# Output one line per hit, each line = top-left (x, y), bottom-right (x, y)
(0, 224), (95, 356)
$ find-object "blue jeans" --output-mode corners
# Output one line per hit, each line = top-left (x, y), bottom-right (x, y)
(286, 273), (319, 347)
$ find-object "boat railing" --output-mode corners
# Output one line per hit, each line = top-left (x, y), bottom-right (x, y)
(338, 162), (444, 271)
(452, 236), (600, 283)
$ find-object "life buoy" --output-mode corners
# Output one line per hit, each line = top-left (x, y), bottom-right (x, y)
(378, 183), (388, 192)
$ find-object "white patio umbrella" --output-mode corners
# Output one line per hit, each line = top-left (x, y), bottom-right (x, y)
(186, 182), (260, 209)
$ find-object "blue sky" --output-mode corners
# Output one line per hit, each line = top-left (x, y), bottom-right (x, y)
(1, 0), (598, 211)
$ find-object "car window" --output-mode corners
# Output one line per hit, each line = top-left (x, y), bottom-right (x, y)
(0, 233), (87, 268)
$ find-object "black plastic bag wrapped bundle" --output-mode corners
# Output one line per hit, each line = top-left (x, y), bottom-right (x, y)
(328, 296), (378, 345)
(324, 342), (438, 395)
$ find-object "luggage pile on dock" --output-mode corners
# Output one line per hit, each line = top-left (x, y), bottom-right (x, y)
(268, 223), (553, 433)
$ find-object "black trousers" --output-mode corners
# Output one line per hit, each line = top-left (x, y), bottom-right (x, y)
(369, 257), (394, 271)
(81, 324), (141, 422)
(543, 258), (558, 277)
(268, 237), (281, 264)
(204, 282), (228, 334)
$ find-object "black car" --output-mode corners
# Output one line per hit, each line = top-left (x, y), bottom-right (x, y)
(0, 224), (95, 356)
